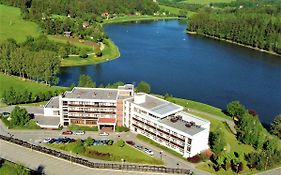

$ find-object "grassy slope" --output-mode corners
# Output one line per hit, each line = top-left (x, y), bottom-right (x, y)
(181, 0), (234, 4)
(49, 142), (163, 165)
(61, 39), (120, 67)
(0, 73), (65, 98)
(193, 112), (256, 175)
(0, 4), (40, 42)
(159, 5), (196, 18)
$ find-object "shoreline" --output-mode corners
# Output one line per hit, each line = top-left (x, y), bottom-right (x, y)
(186, 31), (281, 57)
(60, 39), (120, 67)
(103, 16), (179, 25)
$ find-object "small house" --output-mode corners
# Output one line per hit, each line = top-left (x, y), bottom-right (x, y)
(64, 31), (72, 37)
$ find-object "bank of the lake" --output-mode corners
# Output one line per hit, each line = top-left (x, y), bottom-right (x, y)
(103, 15), (179, 24)
(60, 39), (120, 67)
(186, 31), (281, 57)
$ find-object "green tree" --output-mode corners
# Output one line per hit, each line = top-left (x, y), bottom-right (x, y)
(78, 74), (96, 88)
(209, 129), (226, 155)
(136, 81), (151, 93)
(270, 114), (281, 138)
(10, 106), (31, 127)
(72, 139), (85, 154)
(226, 101), (246, 117)
(84, 137), (94, 146)
(79, 48), (88, 58)
(58, 47), (68, 59)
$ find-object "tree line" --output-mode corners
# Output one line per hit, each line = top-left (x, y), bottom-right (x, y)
(187, 4), (281, 55)
(0, 0), (159, 19)
(2, 87), (64, 105)
(73, 74), (151, 94)
(0, 36), (89, 85)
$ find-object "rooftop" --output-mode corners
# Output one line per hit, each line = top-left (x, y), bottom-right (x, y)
(63, 87), (118, 100)
(160, 115), (205, 136)
(128, 94), (182, 116)
(45, 96), (59, 108)
(34, 116), (60, 127)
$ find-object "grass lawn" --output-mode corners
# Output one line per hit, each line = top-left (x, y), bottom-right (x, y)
(49, 142), (163, 165)
(136, 134), (184, 159)
(159, 5), (196, 18)
(48, 35), (94, 50)
(155, 95), (230, 120)
(191, 112), (255, 175)
(61, 39), (120, 67)
(181, 0), (234, 5)
(103, 15), (178, 24)
(0, 73), (66, 99)
(0, 160), (30, 175)
(0, 4), (40, 42)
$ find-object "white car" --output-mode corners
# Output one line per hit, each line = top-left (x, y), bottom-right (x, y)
(144, 148), (154, 156)
(99, 132), (109, 136)
(43, 138), (52, 143)
(73, 130), (85, 135)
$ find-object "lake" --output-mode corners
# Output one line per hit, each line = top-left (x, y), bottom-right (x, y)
(59, 20), (281, 124)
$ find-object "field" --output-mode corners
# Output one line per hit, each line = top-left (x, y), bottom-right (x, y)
(159, 5), (196, 18)
(48, 35), (94, 49)
(0, 4), (40, 42)
(61, 39), (120, 67)
(49, 142), (163, 165)
(181, 0), (234, 4)
(0, 73), (65, 99)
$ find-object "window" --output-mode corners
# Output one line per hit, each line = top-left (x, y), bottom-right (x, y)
(186, 146), (191, 152)
(188, 138), (192, 144)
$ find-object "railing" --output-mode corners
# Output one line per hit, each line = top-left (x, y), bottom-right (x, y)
(0, 135), (192, 174)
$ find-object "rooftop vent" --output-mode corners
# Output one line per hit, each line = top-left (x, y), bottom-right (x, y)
(170, 116), (179, 123)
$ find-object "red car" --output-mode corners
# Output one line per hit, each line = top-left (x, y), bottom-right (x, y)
(62, 130), (73, 135)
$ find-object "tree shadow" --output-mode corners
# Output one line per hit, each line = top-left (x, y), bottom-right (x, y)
(30, 165), (45, 175)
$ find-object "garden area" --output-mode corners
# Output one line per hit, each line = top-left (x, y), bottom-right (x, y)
(48, 137), (163, 165)
(0, 159), (30, 175)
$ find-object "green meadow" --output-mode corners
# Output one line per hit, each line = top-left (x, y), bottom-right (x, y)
(0, 4), (41, 42)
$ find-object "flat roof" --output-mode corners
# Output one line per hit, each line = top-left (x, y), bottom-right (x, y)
(64, 87), (118, 100)
(34, 116), (60, 127)
(160, 116), (205, 136)
(45, 96), (59, 108)
(128, 94), (182, 116)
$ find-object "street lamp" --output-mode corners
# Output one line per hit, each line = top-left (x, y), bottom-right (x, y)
(159, 151), (163, 160)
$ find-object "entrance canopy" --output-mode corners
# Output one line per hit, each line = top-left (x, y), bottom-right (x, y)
(97, 118), (116, 131)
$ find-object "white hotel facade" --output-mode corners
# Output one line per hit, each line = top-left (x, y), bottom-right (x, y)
(42, 84), (210, 158)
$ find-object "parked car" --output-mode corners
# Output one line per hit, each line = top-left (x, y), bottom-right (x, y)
(126, 140), (135, 146)
(135, 145), (143, 150)
(62, 130), (73, 135)
(99, 132), (109, 136)
(1, 112), (10, 118)
(144, 148), (154, 156)
(43, 138), (52, 143)
(73, 130), (85, 135)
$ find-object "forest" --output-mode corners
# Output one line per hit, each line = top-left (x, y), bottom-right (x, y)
(187, 2), (281, 54)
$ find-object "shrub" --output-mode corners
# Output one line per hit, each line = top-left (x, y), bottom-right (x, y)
(117, 140), (125, 147)
(107, 140), (114, 145)
(187, 155), (201, 163)
(116, 126), (130, 132)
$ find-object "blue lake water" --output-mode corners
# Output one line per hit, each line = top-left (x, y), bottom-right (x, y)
(59, 20), (281, 124)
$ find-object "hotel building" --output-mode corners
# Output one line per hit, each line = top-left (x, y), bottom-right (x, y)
(43, 84), (210, 157)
